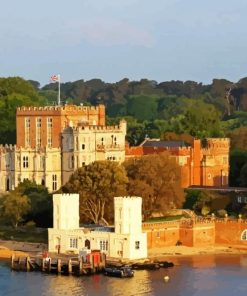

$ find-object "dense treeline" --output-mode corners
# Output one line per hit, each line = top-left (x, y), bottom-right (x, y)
(1, 76), (247, 186)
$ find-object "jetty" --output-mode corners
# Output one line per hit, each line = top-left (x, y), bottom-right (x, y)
(11, 251), (106, 276)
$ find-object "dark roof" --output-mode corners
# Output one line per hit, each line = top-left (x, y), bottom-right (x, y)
(142, 140), (191, 148)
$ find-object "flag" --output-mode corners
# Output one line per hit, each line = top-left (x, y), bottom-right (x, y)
(50, 74), (60, 82)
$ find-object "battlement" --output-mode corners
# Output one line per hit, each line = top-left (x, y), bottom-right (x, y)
(17, 104), (105, 113)
(202, 138), (230, 151)
(53, 193), (79, 199)
(72, 124), (124, 132)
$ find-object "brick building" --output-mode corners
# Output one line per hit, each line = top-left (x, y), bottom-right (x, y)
(126, 138), (230, 188)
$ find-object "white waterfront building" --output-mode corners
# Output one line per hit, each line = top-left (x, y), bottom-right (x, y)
(48, 194), (147, 260)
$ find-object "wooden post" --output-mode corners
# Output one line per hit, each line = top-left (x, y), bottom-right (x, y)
(79, 258), (83, 276)
(68, 259), (72, 275)
(101, 253), (106, 269)
(57, 259), (61, 274)
(26, 256), (30, 271)
(47, 258), (51, 273)
(11, 254), (15, 270)
(42, 258), (46, 272)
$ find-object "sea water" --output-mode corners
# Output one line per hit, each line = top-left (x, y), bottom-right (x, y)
(1, 254), (247, 296)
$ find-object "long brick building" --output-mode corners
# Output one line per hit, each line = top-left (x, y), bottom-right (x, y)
(126, 137), (230, 188)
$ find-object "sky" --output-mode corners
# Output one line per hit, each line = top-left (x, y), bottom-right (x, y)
(1, 0), (247, 86)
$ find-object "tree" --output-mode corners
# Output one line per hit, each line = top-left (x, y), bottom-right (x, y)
(126, 95), (158, 121)
(15, 180), (53, 227)
(62, 161), (128, 224)
(0, 77), (45, 144)
(1, 192), (30, 228)
(124, 152), (184, 220)
(179, 100), (222, 138)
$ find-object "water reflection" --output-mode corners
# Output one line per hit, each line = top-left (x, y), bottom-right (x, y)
(2, 255), (247, 296)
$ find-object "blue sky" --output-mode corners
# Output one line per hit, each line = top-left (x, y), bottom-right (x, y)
(1, 0), (247, 86)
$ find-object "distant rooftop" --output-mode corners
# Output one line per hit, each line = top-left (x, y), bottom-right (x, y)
(141, 139), (191, 148)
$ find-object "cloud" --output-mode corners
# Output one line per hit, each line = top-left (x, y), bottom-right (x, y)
(77, 19), (155, 48)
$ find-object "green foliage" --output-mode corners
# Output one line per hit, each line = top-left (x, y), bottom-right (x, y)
(14, 180), (53, 227)
(0, 77), (46, 144)
(1, 192), (30, 228)
(62, 161), (128, 224)
(229, 150), (247, 186)
(185, 189), (231, 215)
(126, 95), (158, 121)
(183, 189), (201, 209)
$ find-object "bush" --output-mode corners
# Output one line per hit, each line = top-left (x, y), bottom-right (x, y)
(217, 209), (227, 217)
(25, 220), (36, 228)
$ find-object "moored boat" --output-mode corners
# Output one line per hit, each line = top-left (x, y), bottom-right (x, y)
(104, 266), (134, 278)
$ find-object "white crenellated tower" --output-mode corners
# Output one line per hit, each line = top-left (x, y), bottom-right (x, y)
(114, 196), (142, 235)
(53, 193), (79, 230)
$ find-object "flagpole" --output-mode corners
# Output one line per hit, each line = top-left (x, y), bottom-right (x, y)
(58, 74), (61, 106)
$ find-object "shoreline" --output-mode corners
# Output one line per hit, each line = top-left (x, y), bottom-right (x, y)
(1, 239), (247, 263)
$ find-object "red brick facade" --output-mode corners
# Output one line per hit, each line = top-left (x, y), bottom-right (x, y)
(142, 218), (247, 248)
(126, 138), (230, 188)
(16, 104), (105, 148)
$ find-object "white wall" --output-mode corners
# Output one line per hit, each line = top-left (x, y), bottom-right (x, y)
(53, 193), (79, 230)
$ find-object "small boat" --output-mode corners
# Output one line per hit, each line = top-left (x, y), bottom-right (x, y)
(104, 266), (134, 278)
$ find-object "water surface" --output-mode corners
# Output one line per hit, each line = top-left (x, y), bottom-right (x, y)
(1, 254), (247, 296)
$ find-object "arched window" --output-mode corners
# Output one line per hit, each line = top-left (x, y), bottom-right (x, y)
(85, 239), (90, 249)
(241, 230), (247, 240)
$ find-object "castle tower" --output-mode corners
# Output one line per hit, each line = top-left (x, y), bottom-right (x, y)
(53, 193), (79, 229)
(114, 196), (142, 235)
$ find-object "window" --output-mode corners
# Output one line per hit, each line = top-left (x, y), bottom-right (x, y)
(156, 232), (160, 238)
(47, 138), (52, 147)
(25, 118), (30, 128)
(23, 156), (29, 168)
(40, 156), (45, 170)
(241, 230), (247, 241)
(82, 144), (85, 150)
(223, 157), (228, 164)
(69, 238), (78, 248)
(100, 240), (108, 251)
(82, 162), (85, 166)
(36, 138), (41, 147)
(52, 174), (57, 191)
(135, 241), (140, 249)
(70, 156), (74, 169)
(36, 118), (42, 128)
(47, 117), (53, 128)
(25, 118), (30, 147)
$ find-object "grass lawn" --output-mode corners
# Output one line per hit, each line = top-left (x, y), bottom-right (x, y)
(0, 226), (47, 243)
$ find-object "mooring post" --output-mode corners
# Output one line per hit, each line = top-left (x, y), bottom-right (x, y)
(41, 258), (46, 272)
(26, 256), (30, 271)
(11, 254), (15, 270)
(79, 258), (83, 276)
(47, 258), (51, 273)
(57, 258), (61, 274)
(102, 253), (106, 269)
(68, 259), (72, 275)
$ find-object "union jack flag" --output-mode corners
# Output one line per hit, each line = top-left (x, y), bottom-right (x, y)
(50, 74), (60, 82)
